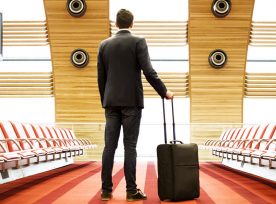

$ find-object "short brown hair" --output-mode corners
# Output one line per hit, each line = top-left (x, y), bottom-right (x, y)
(116, 9), (134, 29)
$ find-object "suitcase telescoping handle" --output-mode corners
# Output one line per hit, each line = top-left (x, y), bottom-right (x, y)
(162, 98), (168, 144)
(162, 98), (182, 144)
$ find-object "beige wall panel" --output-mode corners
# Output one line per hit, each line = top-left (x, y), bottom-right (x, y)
(189, 0), (254, 155)
(44, 0), (109, 160)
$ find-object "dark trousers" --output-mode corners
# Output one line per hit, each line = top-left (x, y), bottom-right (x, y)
(101, 107), (142, 193)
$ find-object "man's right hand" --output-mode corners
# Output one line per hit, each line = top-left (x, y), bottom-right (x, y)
(165, 90), (174, 99)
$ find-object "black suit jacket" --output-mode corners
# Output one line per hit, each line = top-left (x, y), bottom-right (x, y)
(97, 30), (167, 108)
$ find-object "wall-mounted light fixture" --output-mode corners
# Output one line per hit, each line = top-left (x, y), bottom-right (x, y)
(211, 0), (231, 18)
(70, 49), (89, 68)
(208, 49), (227, 69)
(67, 0), (87, 17)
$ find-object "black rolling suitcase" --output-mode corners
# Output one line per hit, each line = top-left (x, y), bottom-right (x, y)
(157, 99), (200, 201)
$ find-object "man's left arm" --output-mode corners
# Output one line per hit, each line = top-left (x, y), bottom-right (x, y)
(97, 46), (106, 106)
(137, 38), (167, 98)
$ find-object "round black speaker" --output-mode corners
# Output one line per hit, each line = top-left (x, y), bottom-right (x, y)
(211, 0), (231, 18)
(67, 0), (87, 17)
(208, 49), (227, 69)
(70, 49), (89, 68)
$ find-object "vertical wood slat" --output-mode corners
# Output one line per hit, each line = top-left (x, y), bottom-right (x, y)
(189, 0), (255, 123)
(44, 0), (109, 123)
(44, 0), (110, 160)
(189, 0), (255, 160)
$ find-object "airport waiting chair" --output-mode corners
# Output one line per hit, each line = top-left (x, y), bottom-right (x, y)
(0, 121), (36, 160)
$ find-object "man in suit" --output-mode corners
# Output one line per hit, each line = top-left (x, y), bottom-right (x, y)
(97, 9), (174, 201)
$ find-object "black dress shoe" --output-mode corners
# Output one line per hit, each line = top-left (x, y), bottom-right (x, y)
(126, 189), (147, 201)
(101, 191), (112, 201)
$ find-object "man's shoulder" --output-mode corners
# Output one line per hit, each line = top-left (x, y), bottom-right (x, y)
(131, 34), (145, 41)
(122, 34), (146, 45)
(100, 37), (113, 46)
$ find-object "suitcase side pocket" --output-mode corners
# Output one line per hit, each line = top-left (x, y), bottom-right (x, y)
(157, 145), (174, 200)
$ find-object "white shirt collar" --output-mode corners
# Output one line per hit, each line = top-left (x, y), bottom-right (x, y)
(118, 28), (131, 32)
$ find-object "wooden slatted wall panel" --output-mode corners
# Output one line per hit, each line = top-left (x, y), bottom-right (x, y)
(245, 73), (276, 97)
(2, 21), (48, 46)
(44, 0), (109, 122)
(143, 72), (189, 97)
(0, 72), (53, 97)
(250, 22), (276, 47)
(189, 0), (255, 160)
(44, 0), (109, 160)
(111, 21), (188, 46)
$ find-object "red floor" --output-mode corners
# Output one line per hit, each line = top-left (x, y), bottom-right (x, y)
(0, 161), (275, 204)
